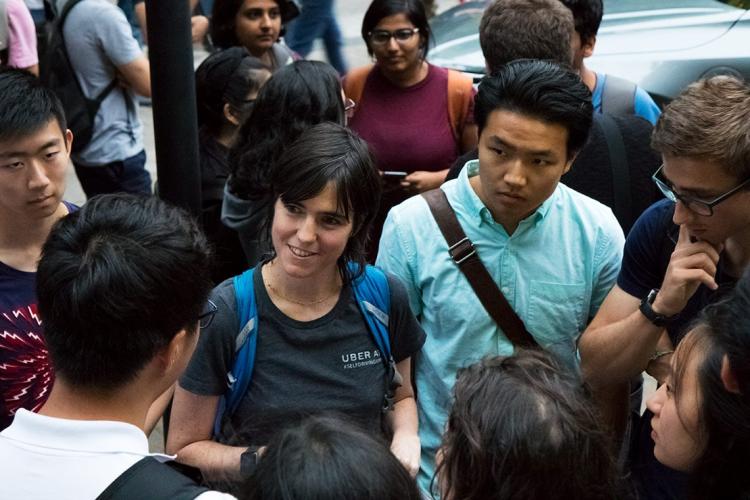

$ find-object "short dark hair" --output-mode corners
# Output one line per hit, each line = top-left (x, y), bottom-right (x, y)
(240, 415), (421, 500)
(560, 0), (603, 45)
(0, 67), (67, 142)
(36, 194), (213, 392)
(677, 273), (750, 499)
(267, 122), (380, 283)
(361, 0), (431, 58)
(479, 0), (574, 74)
(475, 59), (593, 159)
(195, 47), (271, 135)
(436, 350), (626, 500)
(228, 60), (345, 200)
(211, 0), (297, 49)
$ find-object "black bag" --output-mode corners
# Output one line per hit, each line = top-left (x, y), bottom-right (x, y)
(96, 457), (209, 500)
(40, 0), (117, 153)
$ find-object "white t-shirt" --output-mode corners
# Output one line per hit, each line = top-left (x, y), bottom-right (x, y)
(0, 409), (235, 499)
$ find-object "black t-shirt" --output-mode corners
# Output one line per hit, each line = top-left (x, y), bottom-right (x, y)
(445, 114), (662, 234)
(617, 198), (738, 345)
(180, 263), (426, 447)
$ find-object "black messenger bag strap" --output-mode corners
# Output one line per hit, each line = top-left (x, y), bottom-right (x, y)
(421, 189), (538, 349)
(96, 457), (209, 500)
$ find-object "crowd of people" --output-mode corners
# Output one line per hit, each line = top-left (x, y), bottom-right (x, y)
(1, 0), (749, 499)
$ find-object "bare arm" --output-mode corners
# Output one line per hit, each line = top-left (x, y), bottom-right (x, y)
(144, 384), (175, 435)
(166, 384), (246, 481)
(580, 225), (721, 388)
(117, 56), (151, 97)
(387, 357), (420, 477)
(134, 2), (147, 45)
(578, 285), (665, 387)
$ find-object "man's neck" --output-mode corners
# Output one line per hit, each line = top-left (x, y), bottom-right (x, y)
(579, 63), (597, 93)
(722, 231), (750, 277)
(0, 203), (69, 271)
(38, 380), (152, 432)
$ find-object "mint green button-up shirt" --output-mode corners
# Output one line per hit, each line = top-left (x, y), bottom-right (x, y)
(376, 160), (625, 494)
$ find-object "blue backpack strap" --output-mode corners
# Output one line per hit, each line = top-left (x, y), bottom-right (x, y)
(350, 263), (400, 412)
(212, 268), (258, 437)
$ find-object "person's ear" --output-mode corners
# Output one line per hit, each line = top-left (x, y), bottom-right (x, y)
(64, 129), (74, 154)
(562, 151), (578, 175)
(156, 329), (190, 374)
(224, 103), (241, 126)
(582, 35), (596, 59)
(720, 355), (741, 394)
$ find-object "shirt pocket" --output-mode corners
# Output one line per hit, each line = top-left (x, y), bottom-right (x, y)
(525, 280), (587, 365)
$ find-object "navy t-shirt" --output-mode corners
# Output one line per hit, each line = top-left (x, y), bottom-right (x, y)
(617, 198), (738, 345)
(0, 201), (77, 430)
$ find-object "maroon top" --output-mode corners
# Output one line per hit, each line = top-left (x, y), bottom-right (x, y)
(348, 64), (474, 173)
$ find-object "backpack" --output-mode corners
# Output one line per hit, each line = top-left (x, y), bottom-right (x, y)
(96, 457), (209, 500)
(40, 0), (117, 153)
(343, 64), (474, 142)
(212, 263), (398, 437)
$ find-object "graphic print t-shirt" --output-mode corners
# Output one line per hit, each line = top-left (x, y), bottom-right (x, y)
(0, 201), (76, 430)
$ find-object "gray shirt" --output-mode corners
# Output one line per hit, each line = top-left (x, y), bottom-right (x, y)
(61, 0), (144, 165)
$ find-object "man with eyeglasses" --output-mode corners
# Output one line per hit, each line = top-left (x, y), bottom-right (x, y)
(579, 75), (750, 500)
(0, 194), (234, 499)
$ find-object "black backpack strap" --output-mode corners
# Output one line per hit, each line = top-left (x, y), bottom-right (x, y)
(601, 74), (636, 117)
(96, 457), (210, 500)
(597, 113), (633, 233)
(58, 0), (117, 105)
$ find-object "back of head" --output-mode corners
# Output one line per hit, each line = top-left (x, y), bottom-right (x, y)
(475, 59), (593, 159)
(651, 75), (750, 180)
(36, 194), (213, 392)
(437, 350), (622, 500)
(228, 60), (345, 200)
(269, 122), (381, 281)
(240, 415), (421, 500)
(195, 48), (270, 135)
(559, 0), (603, 45)
(479, 0), (574, 74)
(0, 67), (67, 142)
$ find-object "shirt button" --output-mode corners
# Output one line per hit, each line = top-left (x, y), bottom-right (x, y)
(502, 287), (510, 295)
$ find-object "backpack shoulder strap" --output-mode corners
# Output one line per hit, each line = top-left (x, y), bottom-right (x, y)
(212, 268), (258, 437)
(342, 64), (374, 106)
(350, 263), (401, 412)
(446, 69), (474, 141)
(421, 188), (538, 349)
(96, 457), (209, 500)
(596, 113), (633, 232)
(351, 264), (391, 358)
(601, 74), (636, 117)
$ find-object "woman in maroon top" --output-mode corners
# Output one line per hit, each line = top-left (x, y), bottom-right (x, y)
(343, 0), (477, 257)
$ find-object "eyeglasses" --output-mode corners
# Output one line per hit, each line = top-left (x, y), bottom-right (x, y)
(652, 164), (750, 217)
(198, 299), (218, 329)
(344, 97), (356, 119)
(368, 28), (420, 45)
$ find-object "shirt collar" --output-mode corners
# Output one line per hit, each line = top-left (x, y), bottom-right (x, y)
(457, 159), (557, 229)
(2, 409), (173, 461)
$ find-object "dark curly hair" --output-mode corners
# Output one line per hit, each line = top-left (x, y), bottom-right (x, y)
(227, 60), (345, 202)
(435, 350), (629, 500)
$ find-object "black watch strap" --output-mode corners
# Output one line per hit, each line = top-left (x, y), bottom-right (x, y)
(639, 288), (677, 327)
(240, 446), (260, 477)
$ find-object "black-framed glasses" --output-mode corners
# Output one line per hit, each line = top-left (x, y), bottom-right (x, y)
(198, 299), (218, 329)
(368, 28), (420, 45)
(652, 164), (750, 217)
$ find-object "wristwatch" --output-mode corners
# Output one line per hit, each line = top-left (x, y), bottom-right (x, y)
(639, 288), (678, 327)
(240, 445), (261, 477)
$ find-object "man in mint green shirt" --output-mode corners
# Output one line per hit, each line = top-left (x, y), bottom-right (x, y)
(376, 60), (625, 494)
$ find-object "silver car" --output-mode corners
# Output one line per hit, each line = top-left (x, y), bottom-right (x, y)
(429, 0), (750, 106)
